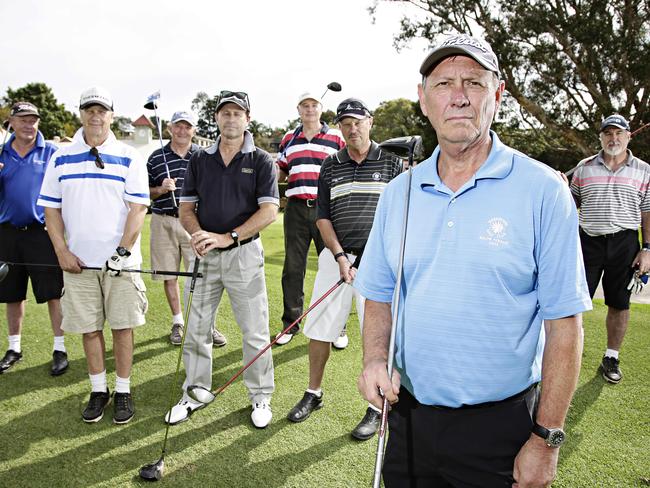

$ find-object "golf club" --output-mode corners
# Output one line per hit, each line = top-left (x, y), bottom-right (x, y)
(186, 276), (347, 405)
(139, 257), (201, 481)
(0, 261), (201, 280)
(370, 135), (422, 488)
(144, 91), (177, 208)
(321, 81), (342, 100)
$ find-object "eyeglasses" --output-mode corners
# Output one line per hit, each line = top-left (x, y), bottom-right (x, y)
(90, 147), (104, 169)
(219, 90), (250, 107)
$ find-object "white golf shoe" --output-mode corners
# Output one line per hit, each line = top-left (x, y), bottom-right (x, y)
(164, 398), (204, 425)
(251, 399), (272, 428)
(332, 330), (349, 350)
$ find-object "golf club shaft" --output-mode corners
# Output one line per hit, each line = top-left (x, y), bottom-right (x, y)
(211, 278), (345, 398)
(320, 88), (330, 99)
(159, 257), (201, 456)
(1, 261), (201, 278)
(152, 106), (178, 208)
(372, 163), (414, 488)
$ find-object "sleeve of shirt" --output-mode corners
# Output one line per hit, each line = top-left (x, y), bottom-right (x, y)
(316, 157), (333, 220)
(353, 185), (396, 303)
(569, 165), (581, 202)
(640, 164), (650, 213)
(276, 131), (293, 173)
(146, 151), (157, 187)
(180, 152), (199, 203)
(256, 151), (280, 206)
(37, 150), (63, 208)
(124, 151), (151, 205)
(536, 177), (592, 319)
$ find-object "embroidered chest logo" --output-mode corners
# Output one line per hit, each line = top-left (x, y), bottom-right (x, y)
(480, 217), (510, 247)
(241, 168), (254, 174)
(372, 172), (382, 181)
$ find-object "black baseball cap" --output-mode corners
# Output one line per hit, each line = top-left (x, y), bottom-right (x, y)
(10, 101), (40, 118)
(333, 98), (371, 123)
(420, 34), (500, 77)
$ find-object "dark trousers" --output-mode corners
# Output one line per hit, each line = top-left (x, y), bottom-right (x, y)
(383, 387), (538, 488)
(281, 198), (325, 327)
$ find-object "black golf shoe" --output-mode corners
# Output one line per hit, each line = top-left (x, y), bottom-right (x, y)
(0, 349), (22, 373)
(50, 351), (69, 376)
(601, 356), (622, 384)
(287, 391), (323, 423)
(113, 392), (135, 424)
(82, 389), (111, 423)
(351, 407), (381, 441)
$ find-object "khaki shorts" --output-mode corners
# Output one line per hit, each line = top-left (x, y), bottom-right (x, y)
(61, 269), (148, 333)
(150, 213), (194, 281)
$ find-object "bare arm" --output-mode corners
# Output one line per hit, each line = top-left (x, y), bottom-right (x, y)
(149, 178), (177, 200)
(357, 299), (401, 409)
(513, 314), (583, 488)
(44, 207), (84, 273)
(316, 218), (356, 283)
(277, 167), (288, 183)
(632, 211), (650, 274)
(118, 203), (148, 251)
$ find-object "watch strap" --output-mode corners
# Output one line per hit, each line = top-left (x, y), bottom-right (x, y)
(333, 251), (347, 262)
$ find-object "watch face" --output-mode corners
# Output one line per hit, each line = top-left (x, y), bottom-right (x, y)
(548, 429), (565, 447)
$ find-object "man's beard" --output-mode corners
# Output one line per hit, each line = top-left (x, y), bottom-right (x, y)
(603, 144), (624, 157)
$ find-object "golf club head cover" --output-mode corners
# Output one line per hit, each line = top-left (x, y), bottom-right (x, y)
(626, 270), (648, 294)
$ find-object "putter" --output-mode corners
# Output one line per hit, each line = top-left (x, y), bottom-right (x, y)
(187, 276), (346, 405)
(139, 257), (201, 481)
(370, 135), (423, 488)
(0, 261), (201, 280)
(321, 81), (342, 100)
(144, 91), (177, 208)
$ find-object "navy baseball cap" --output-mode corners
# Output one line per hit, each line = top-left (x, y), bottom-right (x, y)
(420, 34), (500, 76)
(600, 114), (630, 132)
(171, 111), (196, 126)
(10, 101), (40, 118)
(334, 98), (371, 123)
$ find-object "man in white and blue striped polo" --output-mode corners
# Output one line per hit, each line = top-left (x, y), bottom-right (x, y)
(147, 111), (226, 347)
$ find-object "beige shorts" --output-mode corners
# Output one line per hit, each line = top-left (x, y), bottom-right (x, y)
(61, 269), (148, 333)
(150, 213), (194, 281)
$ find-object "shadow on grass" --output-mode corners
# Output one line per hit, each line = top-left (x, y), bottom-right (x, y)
(559, 370), (605, 466)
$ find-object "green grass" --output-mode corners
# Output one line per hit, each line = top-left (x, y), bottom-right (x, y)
(0, 214), (648, 487)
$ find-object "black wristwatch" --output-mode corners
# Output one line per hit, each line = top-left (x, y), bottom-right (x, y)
(532, 422), (566, 448)
(230, 231), (240, 246)
(333, 251), (347, 262)
(115, 246), (131, 257)
(642, 242), (650, 251)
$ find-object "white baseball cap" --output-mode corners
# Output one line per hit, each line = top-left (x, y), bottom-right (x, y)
(79, 86), (114, 111)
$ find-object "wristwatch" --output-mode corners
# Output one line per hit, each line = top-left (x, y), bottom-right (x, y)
(642, 242), (650, 251)
(230, 231), (240, 246)
(115, 246), (131, 257)
(532, 422), (566, 448)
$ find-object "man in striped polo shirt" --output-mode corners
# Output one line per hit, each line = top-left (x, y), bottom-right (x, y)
(570, 114), (650, 384)
(147, 111), (226, 347)
(274, 92), (345, 346)
(286, 98), (402, 441)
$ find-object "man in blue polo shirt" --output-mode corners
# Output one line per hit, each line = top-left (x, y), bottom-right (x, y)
(0, 102), (67, 376)
(356, 35), (592, 487)
(166, 91), (278, 429)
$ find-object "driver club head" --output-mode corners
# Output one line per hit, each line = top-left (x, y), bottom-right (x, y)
(327, 82), (342, 92)
(144, 101), (158, 110)
(139, 457), (164, 481)
(379, 135), (424, 161)
(0, 262), (9, 283)
(186, 385), (216, 404)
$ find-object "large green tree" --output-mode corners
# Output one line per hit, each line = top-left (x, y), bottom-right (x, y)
(372, 98), (437, 155)
(2, 82), (80, 138)
(371, 0), (650, 162)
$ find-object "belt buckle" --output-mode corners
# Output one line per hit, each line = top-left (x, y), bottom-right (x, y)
(306, 198), (315, 208)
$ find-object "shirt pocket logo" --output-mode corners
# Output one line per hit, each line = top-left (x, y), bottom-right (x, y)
(241, 168), (254, 174)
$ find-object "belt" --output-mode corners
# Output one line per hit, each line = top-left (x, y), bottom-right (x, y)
(289, 197), (317, 208)
(154, 209), (179, 218)
(431, 383), (538, 411)
(581, 229), (636, 239)
(220, 234), (260, 252)
(0, 222), (46, 231)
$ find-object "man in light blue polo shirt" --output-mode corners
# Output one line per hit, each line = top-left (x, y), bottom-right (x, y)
(356, 35), (591, 488)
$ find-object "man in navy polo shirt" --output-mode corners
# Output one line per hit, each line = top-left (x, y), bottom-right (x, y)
(147, 110), (227, 347)
(356, 35), (591, 487)
(167, 91), (278, 429)
(0, 102), (67, 376)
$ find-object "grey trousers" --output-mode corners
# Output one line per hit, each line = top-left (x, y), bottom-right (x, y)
(181, 239), (274, 403)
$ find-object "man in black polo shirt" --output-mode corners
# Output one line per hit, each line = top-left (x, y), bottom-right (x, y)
(167, 91), (279, 429)
(286, 98), (402, 440)
(147, 110), (226, 347)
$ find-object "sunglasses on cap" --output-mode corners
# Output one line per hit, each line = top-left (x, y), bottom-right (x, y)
(90, 147), (104, 169)
(219, 90), (250, 107)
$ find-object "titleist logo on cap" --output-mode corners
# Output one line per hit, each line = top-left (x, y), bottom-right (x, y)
(441, 35), (490, 54)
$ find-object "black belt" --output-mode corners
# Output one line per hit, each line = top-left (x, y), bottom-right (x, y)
(154, 209), (179, 218)
(220, 234), (260, 252)
(0, 222), (46, 231)
(431, 383), (538, 411)
(581, 229), (636, 239)
(289, 197), (316, 208)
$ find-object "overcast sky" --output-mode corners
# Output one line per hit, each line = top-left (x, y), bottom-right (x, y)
(1, 0), (432, 127)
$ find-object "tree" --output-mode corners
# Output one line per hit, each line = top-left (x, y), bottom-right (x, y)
(191, 91), (220, 140)
(371, 0), (650, 162)
(2, 82), (80, 138)
(372, 98), (437, 155)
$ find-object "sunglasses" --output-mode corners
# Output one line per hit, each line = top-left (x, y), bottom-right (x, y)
(90, 147), (104, 169)
(219, 90), (250, 106)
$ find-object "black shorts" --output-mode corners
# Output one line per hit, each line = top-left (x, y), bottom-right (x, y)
(0, 223), (63, 303)
(383, 386), (539, 488)
(579, 229), (639, 310)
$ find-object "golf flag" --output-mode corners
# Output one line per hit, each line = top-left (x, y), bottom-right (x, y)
(146, 91), (161, 104)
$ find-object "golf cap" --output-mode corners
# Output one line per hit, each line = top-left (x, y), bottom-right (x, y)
(10, 101), (40, 118)
(600, 114), (630, 132)
(216, 92), (250, 113)
(420, 34), (500, 77)
(170, 111), (196, 126)
(334, 98), (371, 123)
(79, 86), (114, 111)
(297, 92), (321, 106)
